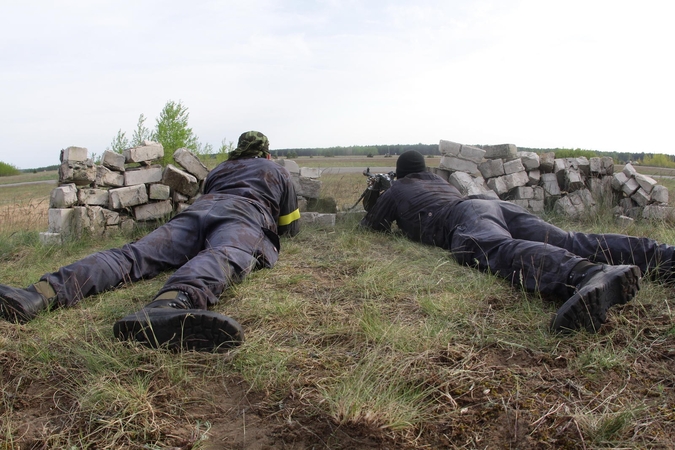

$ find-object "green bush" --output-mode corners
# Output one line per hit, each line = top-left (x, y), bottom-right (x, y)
(0, 161), (21, 177)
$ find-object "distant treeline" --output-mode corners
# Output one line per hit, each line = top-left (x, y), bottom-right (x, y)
(272, 144), (673, 165)
(20, 165), (60, 173)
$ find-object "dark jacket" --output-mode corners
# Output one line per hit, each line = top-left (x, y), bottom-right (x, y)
(360, 172), (464, 248)
(204, 157), (300, 237)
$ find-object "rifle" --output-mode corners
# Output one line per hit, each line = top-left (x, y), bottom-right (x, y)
(349, 168), (396, 210)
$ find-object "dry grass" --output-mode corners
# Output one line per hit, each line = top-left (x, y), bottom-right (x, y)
(2, 166), (675, 448)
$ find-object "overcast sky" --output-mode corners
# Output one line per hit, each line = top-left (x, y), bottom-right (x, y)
(1, 0), (674, 169)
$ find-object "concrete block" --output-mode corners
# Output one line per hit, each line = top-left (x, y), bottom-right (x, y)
(162, 164), (199, 197)
(635, 173), (657, 194)
(539, 152), (555, 173)
(174, 148), (210, 181)
(503, 171), (529, 191)
(70, 206), (90, 239)
(483, 143), (517, 160)
(60, 146), (88, 162)
(529, 199), (545, 213)
(77, 188), (109, 207)
(96, 165), (125, 187)
(50, 183), (78, 208)
(511, 186), (534, 200)
(478, 159), (505, 179)
(621, 177), (639, 196)
(528, 169), (541, 186)
(133, 200), (173, 221)
(553, 159), (567, 173)
(570, 157), (590, 176)
(589, 157), (602, 174)
(631, 188), (651, 207)
(149, 183), (171, 200)
(533, 186), (545, 201)
(124, 141), (164, 163)
(102, 150), (126, 172)
(541, 173), (561, 197)
(651, 185), (669, 204)
(554, 189), (595, 219)
(109, 184), (149, 209)
(449, 171), (491, 197)
(503, 159), (525, 175)
(611, 172), (629, 191)
(487, 176), (509, 196)
(517, 151), (540, 171)
(120, 218), (136, 233)
(601, 157), (614, 175)
(299, 212), (336, 227)
(83, 206), (107, 236)
(588, 177), (614, 201)
(297, 176), (322, 199)
(439, 155), (478, 174)
(59, 160), (96, 186)
(459, 145), (486, 164)
(622, 163), (638, 178)
(564, 168), (585, 192)
(431, 167), (451, 181)
(439, 140), (462, 156)
(102, 208), (120, 226)
(124, 165), (163, 186)
(48, 208), (74, 234)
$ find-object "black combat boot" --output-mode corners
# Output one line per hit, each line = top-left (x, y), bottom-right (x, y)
(551, 263), (641, 334)
(113, 291), (244, 352)
(0, 281), (55, 323)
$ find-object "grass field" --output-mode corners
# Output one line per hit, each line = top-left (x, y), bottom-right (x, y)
(1, 158), (675, 448)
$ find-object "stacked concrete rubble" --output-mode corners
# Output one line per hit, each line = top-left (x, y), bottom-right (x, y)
(431, 139), (670, 222)
(40, 142), (207, 244)
(276, 159), (336, 226)
(41, 147), (334, 244)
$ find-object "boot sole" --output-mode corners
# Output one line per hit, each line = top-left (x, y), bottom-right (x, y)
(551, 265), (641, 333)
(113, 309), (244, 352)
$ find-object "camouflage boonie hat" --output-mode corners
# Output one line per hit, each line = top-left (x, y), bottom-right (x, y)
(228, 131), (270, 160)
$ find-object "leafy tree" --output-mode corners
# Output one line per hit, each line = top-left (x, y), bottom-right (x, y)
(0, 161), (21, 177)
(131, 113), (152, 147)
(641, 153), (675, 168)
(218, 138), (235, 154)
(108, 129), (130, 154)
(152, 100), (200, 164)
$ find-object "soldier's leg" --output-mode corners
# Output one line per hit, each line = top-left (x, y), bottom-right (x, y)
(114, 199), (276, 351)
(1, 199), (211, 323)
(497, 200), (675, 277)
(448, 200), (640, 333)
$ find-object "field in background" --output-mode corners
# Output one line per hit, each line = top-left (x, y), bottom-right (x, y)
(2, 158), (675, 448)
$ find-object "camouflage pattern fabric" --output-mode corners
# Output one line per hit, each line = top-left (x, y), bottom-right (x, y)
(228, 131), (270, 160)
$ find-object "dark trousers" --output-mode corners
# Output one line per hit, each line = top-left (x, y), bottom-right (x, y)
(448, 199), (674, 298)
(42, 194), (278, 309)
